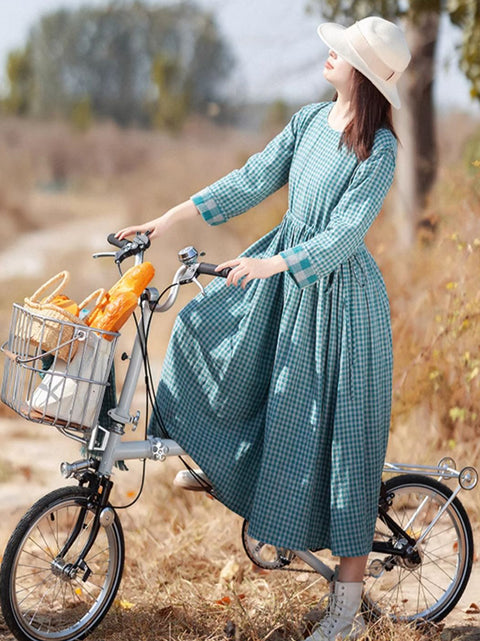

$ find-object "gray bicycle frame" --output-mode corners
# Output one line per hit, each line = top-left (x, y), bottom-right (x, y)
(60, 247), (478, 582)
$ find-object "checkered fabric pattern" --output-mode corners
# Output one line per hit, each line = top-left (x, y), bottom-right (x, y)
(150, 101), (396, 556)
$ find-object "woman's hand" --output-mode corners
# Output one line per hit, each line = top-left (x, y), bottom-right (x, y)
(216, 255), (288, 289)
(115, 217), (169, 242)
(116, 200), (200, 241)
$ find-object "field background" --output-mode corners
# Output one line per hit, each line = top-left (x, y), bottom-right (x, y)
(0, 110), (479, 640)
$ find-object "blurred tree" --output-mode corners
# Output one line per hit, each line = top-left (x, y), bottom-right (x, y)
(9, 1), (234, 130)
(150, 55), (190, 131)
(263, 99), (290, 133)
(309, 0), (480, 245)
(2, 47), (33, 116)
(70, 96), (93, 132)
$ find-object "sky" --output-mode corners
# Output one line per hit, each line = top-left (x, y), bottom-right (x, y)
(0, 0), (479, 115)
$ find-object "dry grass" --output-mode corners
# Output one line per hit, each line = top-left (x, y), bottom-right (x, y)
(0, 111), (480, 641)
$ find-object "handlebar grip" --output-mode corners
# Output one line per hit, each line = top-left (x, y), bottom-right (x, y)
(107, 233), (129, 248)
(197, 262), (231, 278)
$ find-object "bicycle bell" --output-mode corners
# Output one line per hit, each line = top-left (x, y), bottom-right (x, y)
(178, 246), (204, 266)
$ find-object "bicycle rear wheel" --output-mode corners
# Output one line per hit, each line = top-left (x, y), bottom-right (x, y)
(363, 474), (473, 623)
(0, 486), (124, 641)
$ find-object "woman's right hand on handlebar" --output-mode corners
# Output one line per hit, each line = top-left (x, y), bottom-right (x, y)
(116, 200), (200, 241)
(115, 217), (169, 241)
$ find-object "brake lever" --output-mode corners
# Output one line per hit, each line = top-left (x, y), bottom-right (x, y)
(179, 265), (206, 296)
(192, 277), (205, 296)
(114, 247), (132, 264)
(93, 251), (117, 259)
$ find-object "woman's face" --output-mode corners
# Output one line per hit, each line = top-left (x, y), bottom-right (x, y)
(323, 49), (354, 93)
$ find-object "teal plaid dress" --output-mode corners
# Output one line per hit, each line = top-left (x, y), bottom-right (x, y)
(150, 101), (396, 556)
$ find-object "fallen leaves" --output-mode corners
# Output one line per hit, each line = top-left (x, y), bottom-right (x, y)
(215, 595), (232, 606)
(114, 598), (135, 610)
(215, 594), (245, 607)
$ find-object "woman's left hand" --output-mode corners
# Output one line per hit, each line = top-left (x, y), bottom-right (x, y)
(215, 256), (288, 289)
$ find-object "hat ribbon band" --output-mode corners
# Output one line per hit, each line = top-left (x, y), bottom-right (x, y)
(348, 22), (400, 84)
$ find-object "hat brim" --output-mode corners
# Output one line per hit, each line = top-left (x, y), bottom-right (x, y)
(317, 22), (401, 109)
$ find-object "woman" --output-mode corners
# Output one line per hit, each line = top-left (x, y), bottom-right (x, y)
(117, 16), (411, 641)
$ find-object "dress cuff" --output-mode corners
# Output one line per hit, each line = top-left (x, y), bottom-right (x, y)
(191, 187), (225, 226)
(279, 246), (318, 289)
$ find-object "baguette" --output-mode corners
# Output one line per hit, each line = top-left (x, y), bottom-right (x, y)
(87, 261), (155, 337)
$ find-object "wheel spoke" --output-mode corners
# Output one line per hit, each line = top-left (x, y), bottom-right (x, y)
(17, 561), (51, 570)
(43, 577), (64, 633)
(422, 523), (455, 539)
(420, 551), (457, 582)
(87, 546), (110, 562)
(27, 576), (57, 628)
(421, 551), (458, 571)
(22, 541), (54, 565)
(33, 523), (57, 560)
(71, 576), (100, 601)
(16, 576), (52, 601)
(16, 568), (51, 581)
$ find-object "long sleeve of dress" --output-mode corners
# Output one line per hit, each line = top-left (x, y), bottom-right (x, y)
(279, 144), (396, 290)
(191, 104), (323, 226)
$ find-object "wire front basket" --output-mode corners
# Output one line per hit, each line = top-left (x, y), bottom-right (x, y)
(1, 304), (119, 436)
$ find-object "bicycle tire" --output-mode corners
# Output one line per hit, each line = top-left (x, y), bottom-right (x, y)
(0, 485), (124, 641)
(363, 474), (474, 623)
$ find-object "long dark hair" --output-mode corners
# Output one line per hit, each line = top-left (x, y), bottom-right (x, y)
(333, 67), (397, 161)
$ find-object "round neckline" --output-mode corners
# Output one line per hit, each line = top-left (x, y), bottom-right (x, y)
(325, 102), (345, 134)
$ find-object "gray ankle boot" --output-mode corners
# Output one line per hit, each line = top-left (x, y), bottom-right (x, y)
(305, 581), (366, 641)
(173, 468), (212, 491)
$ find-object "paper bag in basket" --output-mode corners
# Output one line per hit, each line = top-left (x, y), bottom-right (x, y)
(30, 331), (112, 429)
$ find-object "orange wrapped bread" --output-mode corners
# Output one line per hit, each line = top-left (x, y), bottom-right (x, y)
(87, 262), (155, 338)
(88, 291), (139, 338)
(108, 262), (155, 298)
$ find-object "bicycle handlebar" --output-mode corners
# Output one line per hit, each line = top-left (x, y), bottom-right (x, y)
(107, 232), (151, 263)
(102, 234), (231, 315)
(196, 262), (231, 279)
(107, 233), (129, 249)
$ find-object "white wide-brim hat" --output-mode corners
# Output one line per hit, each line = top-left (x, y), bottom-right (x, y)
(317, 16), (411, 109)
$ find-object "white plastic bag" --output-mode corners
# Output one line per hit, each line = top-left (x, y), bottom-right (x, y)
(31, 332), (112, 429)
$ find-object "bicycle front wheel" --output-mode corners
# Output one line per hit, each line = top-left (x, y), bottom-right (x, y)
(0, 486), (124, 641)
(363, 474), (474, 623)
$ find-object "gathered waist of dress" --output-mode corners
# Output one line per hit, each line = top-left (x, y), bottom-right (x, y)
(282, 209), (318, 237)
(281, 209), (369, 258)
